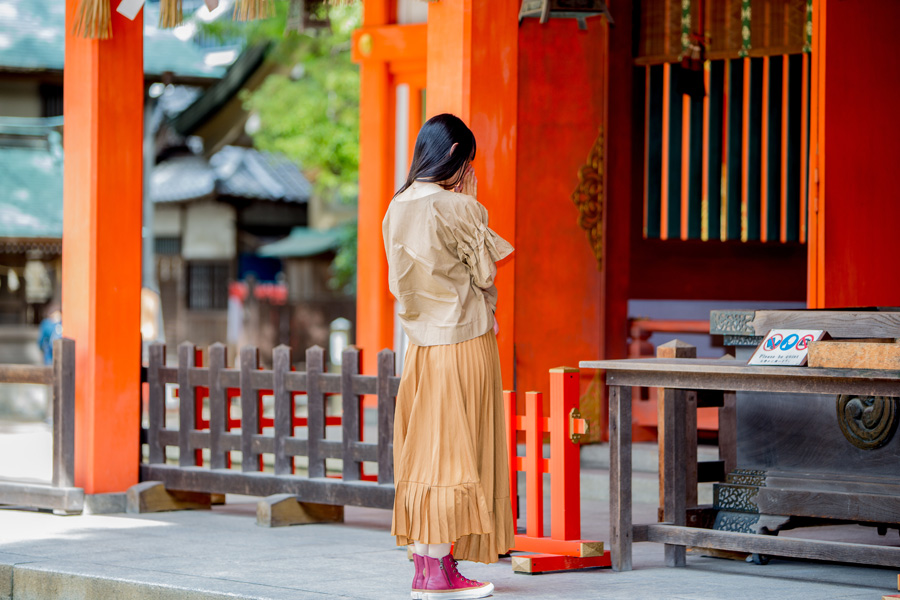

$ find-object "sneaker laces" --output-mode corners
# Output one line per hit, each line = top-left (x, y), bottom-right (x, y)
(449, 558), (479, 587)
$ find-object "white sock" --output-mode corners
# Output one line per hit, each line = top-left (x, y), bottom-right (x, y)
(413, 542), (428, 556)
(426, 543), (451, 559)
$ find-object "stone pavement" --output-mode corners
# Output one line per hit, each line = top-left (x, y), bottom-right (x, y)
(1, 492), (899, 600)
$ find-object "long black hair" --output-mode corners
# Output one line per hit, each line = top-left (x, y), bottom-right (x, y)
(394, 113), (476, 197)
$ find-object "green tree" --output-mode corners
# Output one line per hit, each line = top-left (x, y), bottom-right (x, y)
(204, 2), (361, 291)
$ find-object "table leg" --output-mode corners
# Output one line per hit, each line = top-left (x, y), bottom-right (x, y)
(662, 387), (687, 567)
(610, 385), (632, 572)
(719, 391), (737, 475)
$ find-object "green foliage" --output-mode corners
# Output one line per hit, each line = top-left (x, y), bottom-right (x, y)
(236, 2), (361, 205)
(329, 221), (358, 294)
(203, 1), (361, 291)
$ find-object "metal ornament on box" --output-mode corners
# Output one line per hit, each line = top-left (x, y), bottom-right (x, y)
(518, 0), (613, 30)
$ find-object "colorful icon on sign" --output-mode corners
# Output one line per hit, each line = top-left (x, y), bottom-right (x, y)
(780, 333), (800, 351)
(796, 334), (815, 351)
(764, 333), (783, 351)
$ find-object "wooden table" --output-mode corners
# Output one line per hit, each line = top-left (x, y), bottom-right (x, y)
(580, 357), (900, 572)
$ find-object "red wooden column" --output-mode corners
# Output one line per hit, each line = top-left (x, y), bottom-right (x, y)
(354, 0), (396, 376)
(426, 0), (519, 388)
(63, 3), (143, 493)
(808, 0), (900, 307)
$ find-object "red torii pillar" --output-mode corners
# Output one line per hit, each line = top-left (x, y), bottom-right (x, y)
(63, 3), (143, 494)
(426, 0), (519, 389)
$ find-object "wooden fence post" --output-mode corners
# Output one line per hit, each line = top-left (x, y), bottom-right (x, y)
(208, 343), (228, 470)
(377, 349), (395, 484)
(525, 391), (544, 538)
(240, 346), (261, 472)
(719, 391), (737, 475)
(656, 340), (698, 511)
(504, 390), (518, 524)
(341, 347), (361, 482)
(549, 367), (581, 541)
(147, 343), (165, 465)
(656, 340), (695, 568)
(178, 342), (196, 467)
(306, 346), (326, 478)
(52, 337), (76, 488)
(273, 345), (293, 475)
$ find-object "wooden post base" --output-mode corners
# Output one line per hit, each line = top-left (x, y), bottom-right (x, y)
(125, 481), (212, 514)
(512, 551), (612, 574)
(256, 494), (344, 527)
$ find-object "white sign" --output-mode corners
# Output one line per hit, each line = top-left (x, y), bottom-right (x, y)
(748, 329), (827, 366)
(117, 0), (145, 20)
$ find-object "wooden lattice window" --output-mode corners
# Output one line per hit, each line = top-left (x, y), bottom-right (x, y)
(641, 54), (811, 243)
(187, 262), (229, 311)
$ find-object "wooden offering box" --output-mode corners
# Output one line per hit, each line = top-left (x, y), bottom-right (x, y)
(708, 309), (900, 538)
(586, 308), (900, 571)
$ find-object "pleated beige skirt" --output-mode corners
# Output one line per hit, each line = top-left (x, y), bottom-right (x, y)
(391, 330), (514, 564)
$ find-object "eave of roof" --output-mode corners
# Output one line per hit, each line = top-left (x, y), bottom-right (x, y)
(257, 227), (342, 258)
(170, 42), (270, 136)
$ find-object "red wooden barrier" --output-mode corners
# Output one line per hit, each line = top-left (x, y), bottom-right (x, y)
(504, 367), (611, 573)
(173, 347), (344, 471)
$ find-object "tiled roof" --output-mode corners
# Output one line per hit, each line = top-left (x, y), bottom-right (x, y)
(257, 227), (341, 258)
(210, 146), (311, 203)
(151, 146), (311, 204)
(150, 154), (216, 203)
(0, 0), (226, 80)
(0, 124), (310, 239)
(0, 118), (63, 238)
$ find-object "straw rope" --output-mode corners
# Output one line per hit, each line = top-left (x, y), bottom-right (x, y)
(234, 0), (274, 21)
(72, 0), (112, 39)
(159, 0), (185, 28)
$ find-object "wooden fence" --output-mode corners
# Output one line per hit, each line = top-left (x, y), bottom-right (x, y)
(0, 337), (82, 513)
(141, 343), (400, 509)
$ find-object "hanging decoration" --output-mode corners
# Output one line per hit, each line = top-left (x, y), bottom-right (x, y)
(116, 0), (146, 21)
(679, 0), (705, 99)
(234, 0), (274, 21)
(72, 0), (112, 39)
(159, 0), (185, 28)
(518, 0), (613, 30)
(739, 0), (751, 57)
(803, 0), (812, 53)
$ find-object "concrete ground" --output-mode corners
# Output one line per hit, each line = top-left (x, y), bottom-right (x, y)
(2, 490), (899, 599)
(2, 423), (899, 599)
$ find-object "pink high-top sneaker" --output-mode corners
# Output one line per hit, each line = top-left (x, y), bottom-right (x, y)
(419, 554), (494, 600)
(411, 553), (426, 599)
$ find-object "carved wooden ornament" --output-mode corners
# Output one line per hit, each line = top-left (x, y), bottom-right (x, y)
(571, 127), (604, 271)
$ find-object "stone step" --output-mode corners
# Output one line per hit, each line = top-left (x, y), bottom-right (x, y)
(580, 442), (721, 474)
(4, 561), (293, 600)
(578, 468), (714, 505)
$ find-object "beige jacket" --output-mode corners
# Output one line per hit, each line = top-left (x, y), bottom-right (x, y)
(382, 181), (514, 347)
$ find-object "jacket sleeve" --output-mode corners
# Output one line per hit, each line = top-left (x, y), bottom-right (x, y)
(452, 198), (514, 291)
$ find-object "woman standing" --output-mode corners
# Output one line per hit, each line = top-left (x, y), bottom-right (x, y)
(383, 114), (515, 600)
